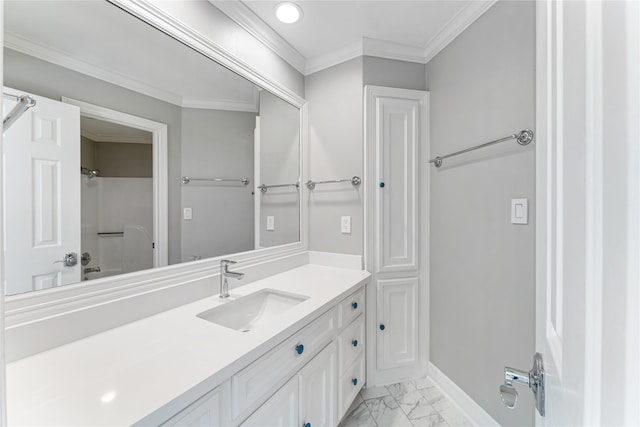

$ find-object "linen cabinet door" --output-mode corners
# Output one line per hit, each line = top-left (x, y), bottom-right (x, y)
(298, 342), (337, 427)
(240, 377), (298, 427)
(376, 277), (419, 371)
(373, 94), (420, 275)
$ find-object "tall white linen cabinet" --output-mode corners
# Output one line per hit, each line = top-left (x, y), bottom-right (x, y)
(364, 86), (429, 386)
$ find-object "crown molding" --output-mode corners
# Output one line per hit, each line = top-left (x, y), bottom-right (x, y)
(81, 129), (152, 144)
(211, 0), (497, 75)
(5, 32), (184, 107)
(208, 0), (306, 74)
(422, 0), (497, 64)
(182, 97), (259, 113)
(304, 40), (364, 76)
(362, 37), (426, 64)
(5, 32), (260, 113)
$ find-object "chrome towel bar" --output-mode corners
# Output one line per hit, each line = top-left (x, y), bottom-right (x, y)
(305, 176), (361, 190)
(3, 93), (36, 133)
(257, 182), (300, 193)
(429, 129), (534, 168)
(182, 176), (250, 185)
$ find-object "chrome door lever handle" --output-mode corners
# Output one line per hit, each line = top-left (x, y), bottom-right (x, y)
(500, 352), (545, 416)
(54, 252), (78, 267)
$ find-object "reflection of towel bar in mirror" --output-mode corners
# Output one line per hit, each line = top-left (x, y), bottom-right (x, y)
(182, 176), (250, 186)
(305, 176), (361, 190)
(81, 166), (100, 179)
(97, 232), (124, 236)
(3, 92), (36, 133)
(258, 182), (300, 193)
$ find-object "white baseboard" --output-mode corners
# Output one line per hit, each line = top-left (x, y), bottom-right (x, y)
(428, 362), (500, 427)
(308, 251), (363, 270)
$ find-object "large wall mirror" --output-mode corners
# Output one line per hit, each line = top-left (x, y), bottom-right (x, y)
(2, 1), (302, 297)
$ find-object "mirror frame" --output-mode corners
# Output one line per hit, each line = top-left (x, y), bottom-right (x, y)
(3, 0), (309, 327)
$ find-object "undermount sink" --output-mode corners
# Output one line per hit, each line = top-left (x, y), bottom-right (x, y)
(197, 289), (309, 332)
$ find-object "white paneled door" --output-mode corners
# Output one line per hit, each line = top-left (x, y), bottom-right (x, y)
(374, 95), (419, 274)
(376, 277), (419, 371)
(535, 1), (640, 425)
(2, 88), (81, 295)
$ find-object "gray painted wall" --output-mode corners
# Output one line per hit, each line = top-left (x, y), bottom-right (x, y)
(181, 108), (256, 261)
(305, 56), (427, 256)
(305, 58), (364, 255)
(258, 91), (300, 247)
(5, 48), (184, 264)
(363, 56), (427, 90)
(94, 141), (153, 178)
(426, 2), (535, 425)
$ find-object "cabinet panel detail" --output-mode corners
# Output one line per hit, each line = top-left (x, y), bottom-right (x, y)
(376, 277), (419, 370)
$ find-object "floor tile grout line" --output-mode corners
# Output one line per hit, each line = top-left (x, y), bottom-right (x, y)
(358, 391), (380, 427)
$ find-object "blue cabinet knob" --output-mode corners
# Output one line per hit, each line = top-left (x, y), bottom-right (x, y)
(351, 302), (358, 310)
(304, 423), (311, 427)
(352, 339), (358, 347)
(296, 344), (304, 355)
(379, 324), (385, 331)
(352, 377), (358, 386)
(379, 182), (385, 188)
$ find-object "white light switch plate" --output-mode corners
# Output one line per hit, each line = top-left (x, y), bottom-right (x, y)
(511, 198), (528, 224)
(341, 216), (351, 234)
(183, 207), (192, 220)
(266, 216), (275, 231)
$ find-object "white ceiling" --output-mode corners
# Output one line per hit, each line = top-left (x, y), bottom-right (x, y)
(81, 117), (152, 145)
(211, 0), (496, 75)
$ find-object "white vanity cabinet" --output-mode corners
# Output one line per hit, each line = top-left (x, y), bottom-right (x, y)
(237, 287), (365, 426)
(239, 376), (299, 427)
(161, 382), (231, 427)
(162, 284), (366, 427)
(337, 288), (366, 419)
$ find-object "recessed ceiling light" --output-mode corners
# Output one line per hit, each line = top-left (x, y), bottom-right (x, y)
(100, 391), (117, 403)
(275, 2), (303, 24)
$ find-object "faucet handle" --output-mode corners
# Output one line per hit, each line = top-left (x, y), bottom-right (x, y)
(220, 259), (237, 272)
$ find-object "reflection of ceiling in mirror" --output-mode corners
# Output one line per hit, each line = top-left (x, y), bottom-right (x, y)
(4, 1), (260, 112)
(81, 117), (152, 144)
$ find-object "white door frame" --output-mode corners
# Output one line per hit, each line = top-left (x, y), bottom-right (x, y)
(61, 97), (168, 268)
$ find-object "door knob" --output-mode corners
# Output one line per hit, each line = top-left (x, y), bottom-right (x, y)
(54, 252), (78, 267)
(499, 352), (545, 416)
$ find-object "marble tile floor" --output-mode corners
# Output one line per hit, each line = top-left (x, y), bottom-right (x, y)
(341, 377), (474, 427)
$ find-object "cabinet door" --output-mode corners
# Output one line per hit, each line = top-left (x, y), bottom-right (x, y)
(299, 342), (337, 427)
(373, 95), (420, 274)
(162, 382), (229, 427)
(376, 277), (419, 370)
(240, 376), (298, 427)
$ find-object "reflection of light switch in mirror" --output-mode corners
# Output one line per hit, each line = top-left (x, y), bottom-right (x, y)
(183, 207), (192, 220)
(266, 216), (275, 231)
(341, 216), (351, 234)
(511, 198), (528, 224)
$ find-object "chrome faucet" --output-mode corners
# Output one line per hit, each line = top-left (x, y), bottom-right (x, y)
(220, 260), (244, 299)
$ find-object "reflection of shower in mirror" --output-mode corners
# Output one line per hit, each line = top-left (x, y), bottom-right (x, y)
(80, 166), (99, 180)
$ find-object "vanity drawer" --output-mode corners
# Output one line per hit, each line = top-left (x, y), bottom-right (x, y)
(339, 287), (364, 329)
(338, 315), (365, 375)
(231, 307), (337, 420)
(338, 355), (365, 419)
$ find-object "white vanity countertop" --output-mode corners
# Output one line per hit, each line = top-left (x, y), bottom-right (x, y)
(6, 264), (370, 426)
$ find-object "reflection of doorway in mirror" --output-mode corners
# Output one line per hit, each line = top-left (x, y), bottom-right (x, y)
(80, 118), (153, 281)
(2, 87), (81, 296)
